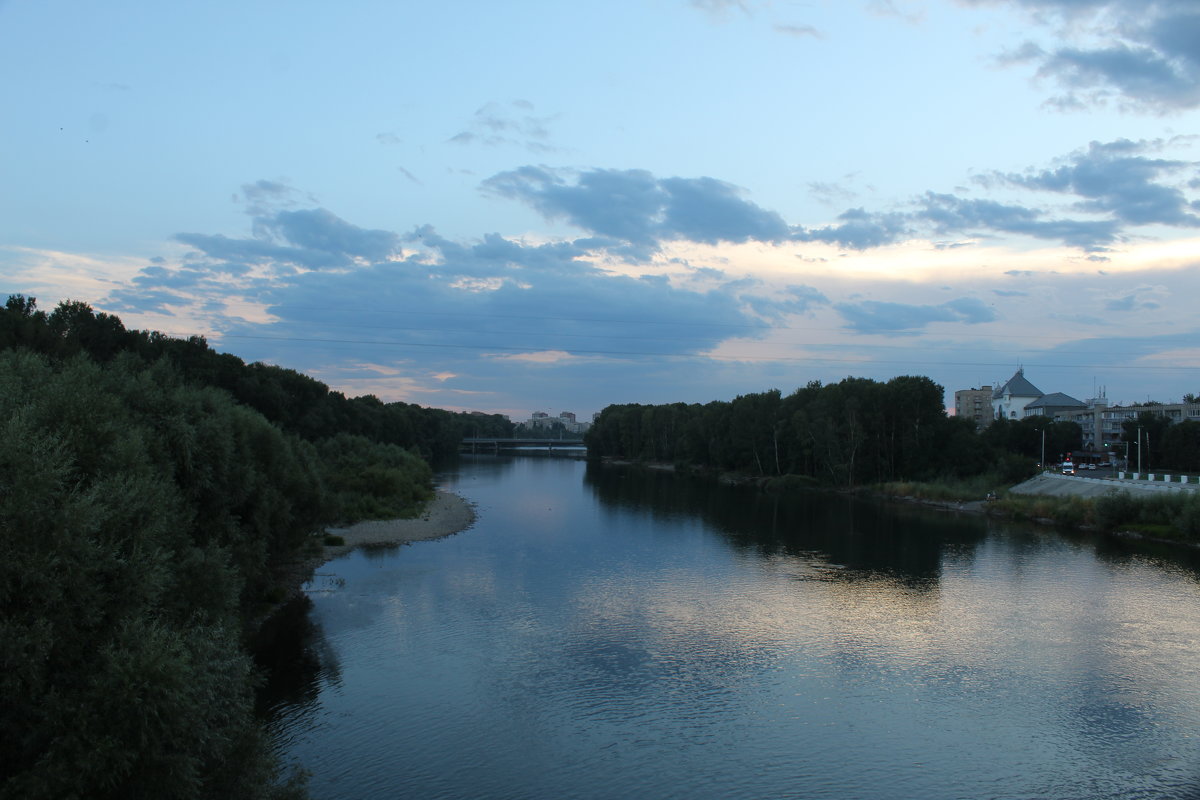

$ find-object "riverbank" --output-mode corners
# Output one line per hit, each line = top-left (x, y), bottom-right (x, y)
(261, 489), (476, 619)
(322, 489), (476, 561)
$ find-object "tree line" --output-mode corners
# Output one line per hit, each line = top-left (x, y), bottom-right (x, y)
(0, 296), (513, 462)
(586, 376), (1075, 487)
(586, 378), (1200, 487)
(0, 296), (509, 799)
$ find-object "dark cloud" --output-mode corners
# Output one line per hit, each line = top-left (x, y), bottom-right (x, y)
(658, 176), (792, 244)
(794, 207), (910, 250)
(996, 139), (1200, 228)
(916, 191), (1119, 249)
(482, 167), (791, 250)
(965, 0), (1200, 111)
(485, 147), (1198, 255)
(175, 208), (399, 273)
(742, 284), (830, 321)
(256, 209), (400, 263)
(114, 197), (779, 371)
(835, 297), (998, 334)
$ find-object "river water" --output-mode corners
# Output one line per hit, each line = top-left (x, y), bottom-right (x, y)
(266, 456), (1200, 799)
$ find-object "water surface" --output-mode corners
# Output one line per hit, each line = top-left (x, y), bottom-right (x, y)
(268, 456), (1200, 799)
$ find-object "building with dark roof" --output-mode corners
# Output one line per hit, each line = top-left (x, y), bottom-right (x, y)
(992, 368), (1044, 420)
(1025, 392), (1088, 417)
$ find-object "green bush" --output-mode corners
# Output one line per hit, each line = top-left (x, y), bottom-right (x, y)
(317, 433), (433, 522)
(0, 350), (307, 799)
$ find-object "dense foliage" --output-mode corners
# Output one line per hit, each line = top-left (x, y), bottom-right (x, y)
(1119, 411), (1200, 472)
(0, 295), (514, 798)
(0, 351), (311, 799)
(586, 376), (1015, 486)
(0, 296), (513, 462)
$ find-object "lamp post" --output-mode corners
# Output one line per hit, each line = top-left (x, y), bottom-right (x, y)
(1137, 425), (1143, 474)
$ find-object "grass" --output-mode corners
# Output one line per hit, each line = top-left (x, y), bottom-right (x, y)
(877, 473), (1010, 503)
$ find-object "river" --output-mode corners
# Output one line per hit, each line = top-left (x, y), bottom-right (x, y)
(265, 456), (1200, 799)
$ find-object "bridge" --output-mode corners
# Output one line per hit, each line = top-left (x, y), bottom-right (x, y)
(461, 437), (589, 455)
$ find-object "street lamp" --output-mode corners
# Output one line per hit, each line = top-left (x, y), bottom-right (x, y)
(1137, 425), (1143, 474)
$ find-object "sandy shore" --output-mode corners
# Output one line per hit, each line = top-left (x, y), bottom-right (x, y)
(319, 490), (476, 563)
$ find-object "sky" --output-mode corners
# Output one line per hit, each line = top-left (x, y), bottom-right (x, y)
(2, 0), (1199, 421)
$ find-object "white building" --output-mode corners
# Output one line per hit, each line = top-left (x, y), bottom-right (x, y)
(992, 368), (1044, 421)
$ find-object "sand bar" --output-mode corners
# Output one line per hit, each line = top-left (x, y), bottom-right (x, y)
(319, 490), (476, 563)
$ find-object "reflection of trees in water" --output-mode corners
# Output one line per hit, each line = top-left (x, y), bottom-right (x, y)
(254, 595), (342, 725)
(584, 462), (992, 590)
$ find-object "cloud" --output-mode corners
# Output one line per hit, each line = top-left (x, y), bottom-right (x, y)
(916, 191), (1119, 249)
(742, 284), (830, 321)
(794, 207), (911, 250)
(174, 207), (400, 273)
(255, 209), (400, 263)
(482, 167), (791, 250)
(1102, 284), (1165, 311)
(447, 101), (559, 153)
(808, 180), (859, 206)
(867, 0), (925, 23)
(774, 23), (823, 38)
(995, 138), (1200, 228)
(484, 143), (1198, 256)
(110, 194), (782, 378)
(835, 297), (998, 334)
(964, 0), (1200, 111)
(690, 0), (755, 17)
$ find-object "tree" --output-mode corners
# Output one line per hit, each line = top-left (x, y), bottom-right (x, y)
(1122, 411), (1172, 472)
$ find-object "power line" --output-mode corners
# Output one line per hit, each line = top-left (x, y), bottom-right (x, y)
(200, 332), (1200, 373)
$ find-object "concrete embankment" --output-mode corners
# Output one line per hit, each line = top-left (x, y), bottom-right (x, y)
(1010, 473), (1199, 498)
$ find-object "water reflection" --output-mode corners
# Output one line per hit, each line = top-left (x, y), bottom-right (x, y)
(583, 462), (989, 588)
(268, 457), (1200, 800)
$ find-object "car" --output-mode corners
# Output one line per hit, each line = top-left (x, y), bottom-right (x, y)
(1085, 463), (1096, 470)
(1062, 462), (1075, 475)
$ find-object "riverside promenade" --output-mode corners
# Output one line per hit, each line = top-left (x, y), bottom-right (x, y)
(1011, 471), (1200, 498)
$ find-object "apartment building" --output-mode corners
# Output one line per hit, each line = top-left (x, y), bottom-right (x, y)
(953, 386), (993, 429)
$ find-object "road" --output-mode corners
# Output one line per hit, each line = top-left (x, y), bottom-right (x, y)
(1010, 471), (1200, 498)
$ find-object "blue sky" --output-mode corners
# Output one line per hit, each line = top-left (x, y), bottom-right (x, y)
(3, 0), (1198, 420)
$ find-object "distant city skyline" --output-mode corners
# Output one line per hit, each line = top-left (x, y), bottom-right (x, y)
(3, 0), (1198, 420)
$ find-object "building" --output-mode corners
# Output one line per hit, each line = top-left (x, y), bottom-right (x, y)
(1024, 392), (1087, 419)
(992, 368), (1044, 420)
(524, 410), (590, 435)
(956, 369), (1200, 457)
(954, 386), (993, 429)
